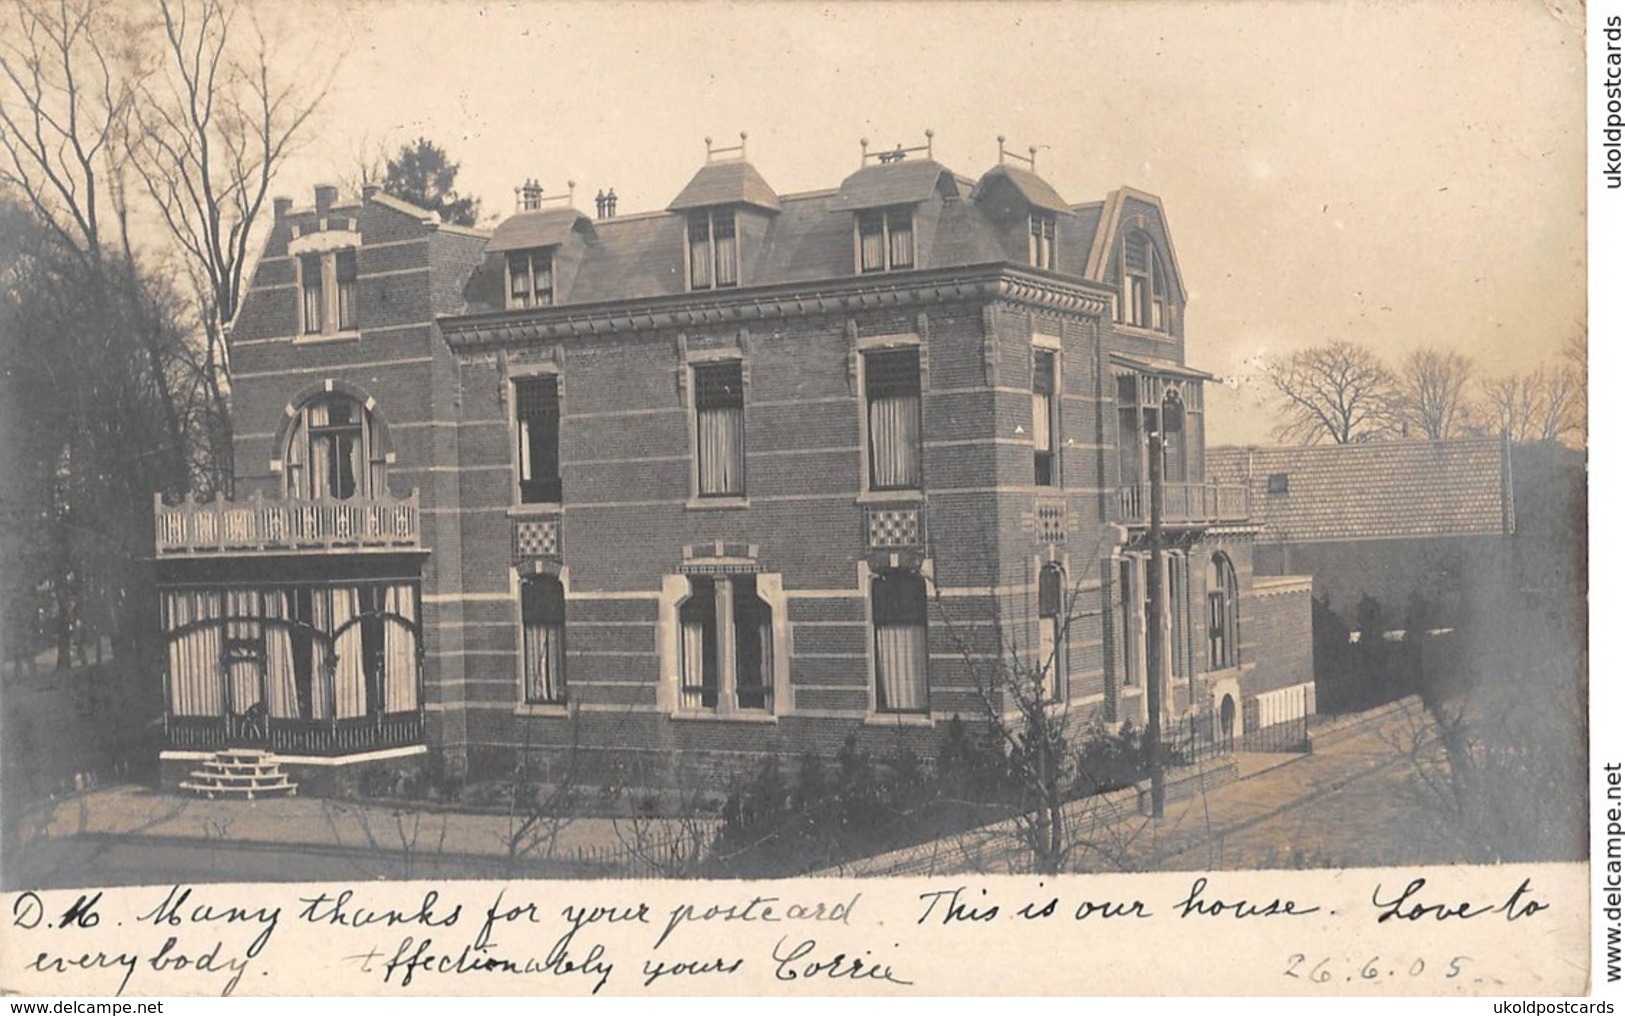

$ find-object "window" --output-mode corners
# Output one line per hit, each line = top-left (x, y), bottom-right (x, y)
(1267, 472), (1289, 495)
(865, 348), (922, 491)
(336, 250), (358, 331)
(688, 209), (738, 290)
(283, 394), (386, 500)
(678, 574), (774, 712)
(297, 248), (360, 337)
(507, 249), (554, 309)
(1207, 553), (1240, 671)
(522, 575), (566, 704)
(300, 254), (324, 334)
(1033, 350), (1058, 486)
(1118, 555), (1144, 688)
(1029, 213), (1057, 270)
(694, 361), (745, 497)
(1122, 230), (1170, 331)
(873, 569), (928, 713)
(514, 376), (562, 503)
(1116, 374), (1197, 493)
(857, 207), (915, 273)
(1037, 565), (1065, 703)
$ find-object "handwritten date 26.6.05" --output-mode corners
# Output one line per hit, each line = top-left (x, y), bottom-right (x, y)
(1284, 953), (1470, 985)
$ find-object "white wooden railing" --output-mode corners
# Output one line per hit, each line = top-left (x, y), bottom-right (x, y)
(154, 490), (420, 554)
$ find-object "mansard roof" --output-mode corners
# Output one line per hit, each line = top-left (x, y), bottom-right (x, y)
(487, 208), (595, 253)
(837, 160), (961, 209)
(973, 164), (1073, 214)
(668, 160), (783, 213)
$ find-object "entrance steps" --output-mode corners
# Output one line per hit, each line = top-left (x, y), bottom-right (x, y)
(179, 749), (298, 800)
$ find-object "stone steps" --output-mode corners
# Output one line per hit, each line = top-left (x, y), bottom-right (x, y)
(180, 750), (298, 800)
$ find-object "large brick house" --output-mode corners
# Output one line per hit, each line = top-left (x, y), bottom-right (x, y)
(152, 136), (1314, 792)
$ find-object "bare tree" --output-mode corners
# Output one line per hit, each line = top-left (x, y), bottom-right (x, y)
(128, 0), (328, 491)
(0, 0), (134, 262)
(1263, 340), (1402, 444)
(1482, 363), (1581, 445)
(1398, 347), (1475, 440)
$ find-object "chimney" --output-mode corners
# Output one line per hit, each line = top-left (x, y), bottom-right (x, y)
(594, 189), (607, 219)
(605, 188), (618, 218)
(273, 196), (292, 221)
(362, 183), (380, 204)
(314, 184), (338, 215)
(515, 179), (543, 212)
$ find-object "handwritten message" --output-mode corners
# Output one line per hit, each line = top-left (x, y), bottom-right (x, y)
(0, 865), (1588, 996)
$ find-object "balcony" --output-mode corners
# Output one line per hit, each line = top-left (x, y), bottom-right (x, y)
(1117, 482), (1249, 526)
(154, 491), (420, 556)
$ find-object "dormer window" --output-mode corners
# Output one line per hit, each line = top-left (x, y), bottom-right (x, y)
(857, 207), (914, 273)
(507, 249), (554, 309)
(688, 209), (738, 290)
(1029, 213), (1057, 270)
(1122, 230), (1170, 331)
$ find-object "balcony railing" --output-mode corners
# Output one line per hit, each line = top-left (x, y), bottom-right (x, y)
(154, 491), (420, 555)
(165, 711), (423, 757)
(1117, 482), (1249, 526)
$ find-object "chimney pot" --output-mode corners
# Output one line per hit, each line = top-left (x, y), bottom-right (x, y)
(606, 188), (618, 218)
(314, 184), (338, 214)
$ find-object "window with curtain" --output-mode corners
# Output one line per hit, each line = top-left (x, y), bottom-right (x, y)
(679, 578), (720, 710)
(284, 394), (387, 501)
(1207, 553), (1240, 671)
(857, 207), (914, 272)
(694, 361), (745, 497)
(687, 210), (738, 290)
(675, 574), (774, 713)
(1033, 350), (1058, 486)
(336, 249), (358, 330)
(1038, 565), (1065, 703)
(1119, 555), (1145, 688)
(872, 569), (928, 714)
(1029, 213), (1057, 270)
(514, 376), (562, 503)
(865, 348), (922, 491)
(522, 575), (566, 704)
(507, 249), (553, 309)
(300, 253), (324, 334)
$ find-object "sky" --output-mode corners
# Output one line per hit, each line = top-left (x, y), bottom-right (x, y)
(267, 0), (1587, 445)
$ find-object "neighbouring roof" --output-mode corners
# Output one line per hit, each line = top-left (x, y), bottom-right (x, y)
(668, 161), (783, 213)
(973, 164), (1073, 214)
(838, 160), (960, 209)
(487, 208), (594, 253)
(1207, 438), (1513, 543)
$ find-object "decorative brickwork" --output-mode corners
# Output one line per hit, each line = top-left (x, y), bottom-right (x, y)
(513, 517), (560, 561)
(1035, 498), (1067, 545)
(867, 506), (924, 550)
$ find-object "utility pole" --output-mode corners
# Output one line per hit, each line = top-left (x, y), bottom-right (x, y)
(1145, 386), (1184, 820)
(1145, 406), (1166, 819)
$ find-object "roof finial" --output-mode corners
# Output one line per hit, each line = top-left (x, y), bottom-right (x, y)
(862, 129), (936, 166)
(997, 136), (1041, 172)
(705, 132), (750, 164)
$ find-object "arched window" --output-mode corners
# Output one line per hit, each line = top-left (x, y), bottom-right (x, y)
(873, 569), (928, 714)
(1122, 230), (1171, 332)
(284, 394), (387, 500)
(1207, 552), (1240, 670)
(1037, 564), (1065, 703)
(522, 575), (566, 704)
